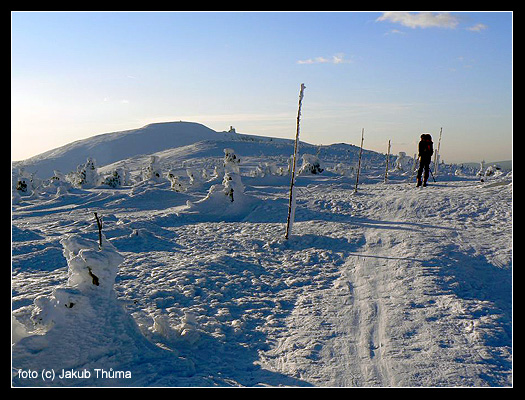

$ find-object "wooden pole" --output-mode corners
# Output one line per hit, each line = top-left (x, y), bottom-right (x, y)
(285, 83), (305, 240)
(384, 139), (391, 183)
(434, 127), (442, 175)
(354, 128), (364, 193)
(94, 212), (103, 250)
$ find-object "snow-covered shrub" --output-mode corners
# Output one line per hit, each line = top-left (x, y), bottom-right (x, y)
(298, 154), (324, 175)
(186, 168), (199, 185)
(40, 170), (73, 196)
(15, 176), (30, 194)
(395, 152), (412, 171)
(142, 156), (162, 182)
(330, 163), (353, 176)
(102, 170), (122, 188)
(61, 234), (124, 296)
(484, 165), (503, 178)
(13, 168), (34, 196)
(211, 165), (224, 179)
(476, 161), (485, 178)
(222, 171), (245, 202)
(252, 162), (279, 178)
(28, 232), (124, 332)
(75, 158), (99, 187)
(167, 170), (185, 192)
(223, 148), (240, 174)
(187, 148), (255, 216)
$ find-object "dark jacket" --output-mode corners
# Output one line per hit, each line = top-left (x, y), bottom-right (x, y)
(419, 139), (434, 161)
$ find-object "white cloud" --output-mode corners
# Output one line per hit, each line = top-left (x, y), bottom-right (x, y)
(467, 23), (488, 32)
(297, 53), (351, 65)
(376, 12), (460, 29)
(384, 29), (406, 36)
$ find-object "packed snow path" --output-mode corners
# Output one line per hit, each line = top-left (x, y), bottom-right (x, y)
(12, 178), (512, 386)
(261, 182), (511, 386)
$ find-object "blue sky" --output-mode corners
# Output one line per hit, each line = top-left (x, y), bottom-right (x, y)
(12, 11), (512, 163)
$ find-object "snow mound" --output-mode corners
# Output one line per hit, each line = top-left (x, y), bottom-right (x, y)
(185, 148), (258, 219)
(12, 233), (194, 386)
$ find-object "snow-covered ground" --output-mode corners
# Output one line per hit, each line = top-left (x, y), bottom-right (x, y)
(12, 122), (512, 387)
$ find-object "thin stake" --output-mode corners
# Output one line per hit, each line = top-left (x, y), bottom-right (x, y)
(94, 212), (103, 250)
(384, 139), (391, 183)
(354, 128), (364, 193)
(433, 127), (442, 176)
(285, 83), (305, 240)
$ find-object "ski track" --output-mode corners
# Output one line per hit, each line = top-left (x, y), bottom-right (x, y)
(12, 179), (512, 387)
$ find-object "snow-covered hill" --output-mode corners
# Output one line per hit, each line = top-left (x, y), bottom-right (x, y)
(12, 121), (241, 179)
(13, 120), (387, 182)
(11, 121), (512, 387)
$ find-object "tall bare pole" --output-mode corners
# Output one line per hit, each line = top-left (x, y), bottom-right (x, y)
(384, 139), (391, 183)
(285, 83), (305, 240)
(354, 128), (365, 193)
(434, 127), (442, 175)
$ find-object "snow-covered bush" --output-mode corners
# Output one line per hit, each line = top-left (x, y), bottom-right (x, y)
(211, 164), (224, 180)
(102, 170), (122, 188)
(13, 168), (34, 196)
(60, 234), (124, 296)
(142, 156), (163, 182)
(102, 167), (130, 188)
(298, 154), (323, 175)
(395, 152), (412, 171)
(222, 171), (244, 202)
(75, 157), (99, 187)
(330, 163), (353, 176)
(40, 170), (73, 196)
(22, 231), (123, 333)
(484, 165), (503, 178)
(187, 148), (255, 215)
(251, 162), (281, 178)
(186, 168), (199, 185)
(476, 160), (485, 178)
(223, 148), (240, 174)
(11, 226), (190, 382)
(167, 170), (185, 192)
(15, 176), (30, 194)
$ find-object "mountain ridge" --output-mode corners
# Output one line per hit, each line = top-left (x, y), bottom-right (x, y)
(12, 121), (378, 180)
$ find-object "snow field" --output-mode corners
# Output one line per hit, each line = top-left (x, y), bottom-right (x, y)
(12, 125), (512, 386)
(12, 173), (511, 386)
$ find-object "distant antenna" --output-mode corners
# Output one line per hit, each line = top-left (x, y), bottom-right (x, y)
(285, 83), (306, 240)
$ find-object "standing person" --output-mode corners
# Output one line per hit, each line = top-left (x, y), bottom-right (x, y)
(417, 133), (434, 187)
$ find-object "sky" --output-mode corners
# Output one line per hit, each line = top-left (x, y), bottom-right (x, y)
(12, 11), (512, 163)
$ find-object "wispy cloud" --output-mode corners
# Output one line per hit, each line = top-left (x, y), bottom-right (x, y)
(376, 12), (460, 29)
(297, 53), (351, 65)
(467, 23), (488, 33)
(384, 29), (406, 36)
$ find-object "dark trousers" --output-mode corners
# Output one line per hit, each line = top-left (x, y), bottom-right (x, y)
(417, 157), (431, 183)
